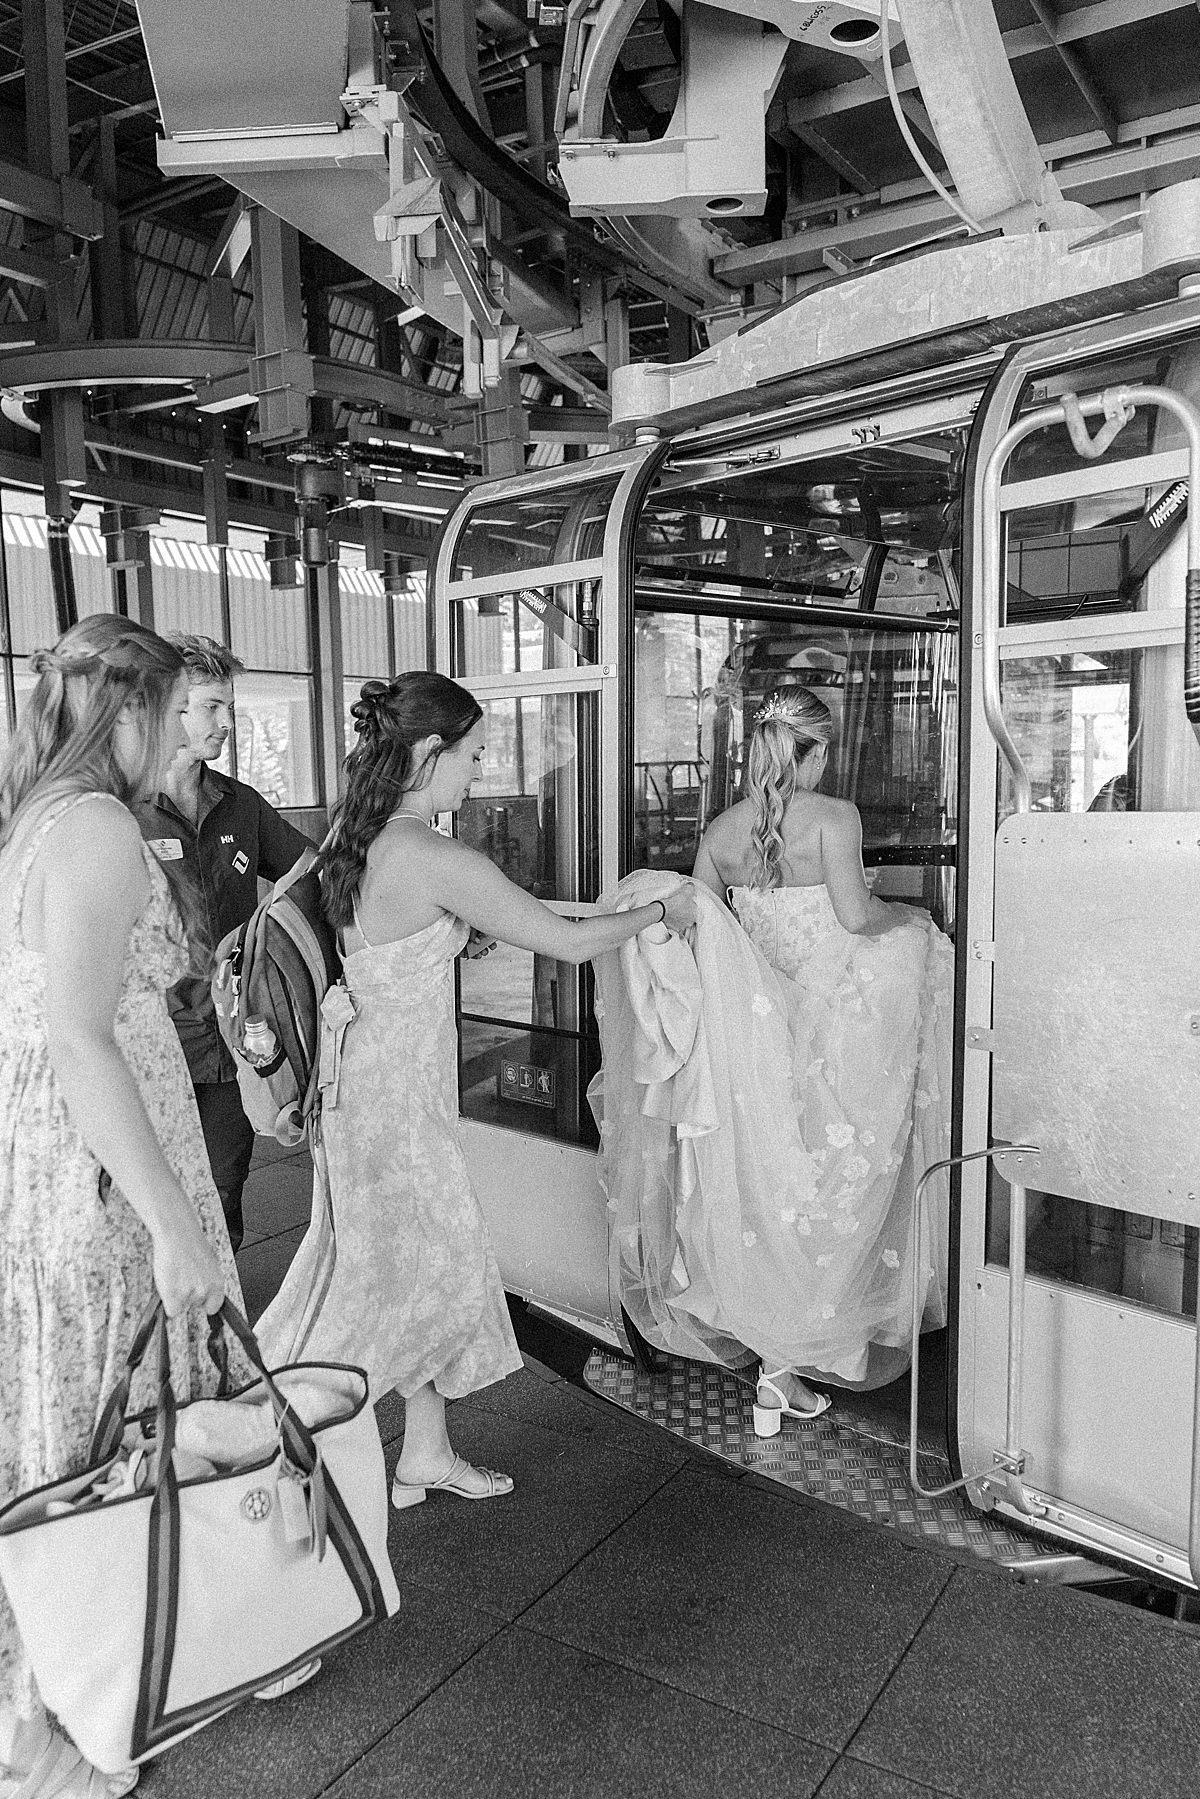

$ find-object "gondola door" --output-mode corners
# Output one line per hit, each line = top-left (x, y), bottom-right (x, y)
(431, 445), (659, 1342)
(956, 301), (1200, 1585)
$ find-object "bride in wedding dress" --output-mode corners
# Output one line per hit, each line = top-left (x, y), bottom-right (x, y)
(688, 685), (954, 1429)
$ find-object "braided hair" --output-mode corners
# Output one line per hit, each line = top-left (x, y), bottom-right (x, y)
(0, 616), (186, 849)
(746, 687), (834, 890)
(322, 672), (482, 930)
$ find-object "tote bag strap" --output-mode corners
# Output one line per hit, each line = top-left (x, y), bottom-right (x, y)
(91, 1298), (391, 1760)
(89, 1300), (168, 1463)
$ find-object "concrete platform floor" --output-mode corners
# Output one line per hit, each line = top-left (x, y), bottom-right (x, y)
(140, 1137), (1200, 1799)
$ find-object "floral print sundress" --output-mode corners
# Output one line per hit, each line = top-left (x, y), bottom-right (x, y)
(0, 791), (242, 1720)
(257, 903), (521, 1402)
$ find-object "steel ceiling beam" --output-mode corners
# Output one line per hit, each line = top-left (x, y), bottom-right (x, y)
(0, 154), (102, 237)
(784, 110), (875, 197)
(0, 240), (78, 288)
(0, 23), (144, 88)
(0, 330), (455, 429)
(1024, 0), (1119, 145)
(84, 423), (295, 490)
(713, 124), (1200, 279)
(190, 352), (455, 425)
(790, 0), (1199, 126)
(0, 443), (437, 552)
(525, 404), (612, 442)
(0, 339), (248, 393)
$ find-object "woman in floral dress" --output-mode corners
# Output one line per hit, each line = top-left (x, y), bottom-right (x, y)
(259, 672), (693, 1508)
(0, 617), (242, 1799)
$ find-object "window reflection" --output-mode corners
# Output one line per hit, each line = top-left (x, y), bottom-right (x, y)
(455, 690), (600, 1146)
(634, 608), (958, 929)
(450, 479), (620, 581)
(234, 672), (317, 809)
(453, 579), (600, 678)
(1000, 481), (1200, 817)
(999, 644), (1200, 820)
(986, 1175), (1197, 1323)
(639, 428), (965, 607)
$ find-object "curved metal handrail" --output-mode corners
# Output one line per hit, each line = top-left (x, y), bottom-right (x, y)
(979, 382), (1200, 815)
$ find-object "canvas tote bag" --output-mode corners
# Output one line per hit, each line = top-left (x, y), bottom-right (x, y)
(0, 1300), (399, 1773)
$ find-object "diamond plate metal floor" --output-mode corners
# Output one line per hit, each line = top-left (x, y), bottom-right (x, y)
(584, 1346), (1049, 1567)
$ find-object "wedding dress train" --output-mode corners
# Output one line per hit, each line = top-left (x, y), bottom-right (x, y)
(590, 875), (953, 1387)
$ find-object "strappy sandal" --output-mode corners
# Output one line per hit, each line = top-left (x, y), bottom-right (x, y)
(391, 1453), (514, 1510)
(8, 1732), (138, 1799)
(752, 1367), (832, 1438)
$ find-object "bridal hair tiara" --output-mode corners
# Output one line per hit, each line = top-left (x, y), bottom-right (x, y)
(754, 691), (809, 727)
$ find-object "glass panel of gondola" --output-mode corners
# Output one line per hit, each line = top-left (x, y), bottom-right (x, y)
(452, 579), (601, 678)
(456, 692), (600, 1148)
(631, 428), (965, 933)
(449, 477), (619, 580)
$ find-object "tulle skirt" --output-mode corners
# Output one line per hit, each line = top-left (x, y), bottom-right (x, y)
(589, 877), (953, 1387)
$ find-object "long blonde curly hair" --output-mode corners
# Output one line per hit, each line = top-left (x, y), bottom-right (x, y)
(0, 615), (186, 848)
(746, 686), (834, 890)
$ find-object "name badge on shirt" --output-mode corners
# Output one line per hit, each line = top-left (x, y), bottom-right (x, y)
(150, 837), (184, 861)
(232, 850), (250, 875)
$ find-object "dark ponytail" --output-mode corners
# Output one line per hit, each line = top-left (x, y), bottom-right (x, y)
(322, 671), (482, 930)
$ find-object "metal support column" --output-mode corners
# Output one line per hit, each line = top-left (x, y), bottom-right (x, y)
(666, 306), (692, 364)
(476, 366), (528, 478)
(307, 560), (346, 806)
(249, 208), (312, 446)
(361, 500), (386, 574)
(24, 0), (84, 625)
(202, 261), (237, 762)
(301, 240), (337, 445)
(604, 294), (630, 376)
(89, 115), (131, 340)
(202, 414), (230, 551)
(202, 270), (232, 550)
(101, 506), (157, 630)
(296, 460), (346, 806)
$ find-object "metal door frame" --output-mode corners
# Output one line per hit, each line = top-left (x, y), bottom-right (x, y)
(431, 444), (664, 1345)
(434, 443), (663, 894)
(955, 292), (1200, 1583)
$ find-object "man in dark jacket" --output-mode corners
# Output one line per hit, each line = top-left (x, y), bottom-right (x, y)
(136, 634), (315, 1253)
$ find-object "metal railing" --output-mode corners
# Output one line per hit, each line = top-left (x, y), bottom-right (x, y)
(908, 1145), (1038, 1505)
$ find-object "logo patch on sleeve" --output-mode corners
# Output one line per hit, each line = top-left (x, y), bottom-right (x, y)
(231, 849), (250, 875)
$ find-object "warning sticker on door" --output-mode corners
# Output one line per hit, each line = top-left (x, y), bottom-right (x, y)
(499, 1058), (555, 1109)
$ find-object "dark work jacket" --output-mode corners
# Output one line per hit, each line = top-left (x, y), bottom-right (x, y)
(134, 767), (312, 1084)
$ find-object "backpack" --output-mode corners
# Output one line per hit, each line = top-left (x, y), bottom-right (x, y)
(211, 861), (342, 1145)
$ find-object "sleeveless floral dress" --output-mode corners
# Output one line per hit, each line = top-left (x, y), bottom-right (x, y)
(0, 792), (242, 1720)
(257, 905), (521, 1402)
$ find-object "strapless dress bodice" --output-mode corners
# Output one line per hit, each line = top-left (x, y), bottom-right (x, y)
(729, 883), (841, 980)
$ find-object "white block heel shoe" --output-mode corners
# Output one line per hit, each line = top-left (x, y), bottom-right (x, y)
(752, 1368), (831, 1438)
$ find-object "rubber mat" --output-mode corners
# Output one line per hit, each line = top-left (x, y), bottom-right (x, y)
(584, 1346), (1048, 1568)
